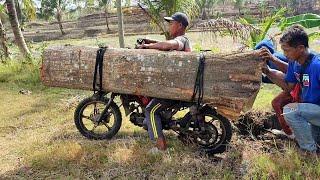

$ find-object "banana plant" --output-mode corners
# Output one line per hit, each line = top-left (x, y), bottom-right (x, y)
(279, 13), (320, 30)
(279, 13), (320, 41)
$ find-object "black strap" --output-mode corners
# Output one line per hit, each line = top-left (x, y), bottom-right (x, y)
(191, 53), (206, 107)
(93, 47), (107, 93)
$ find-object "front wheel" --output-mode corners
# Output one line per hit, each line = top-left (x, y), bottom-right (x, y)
(180, 106), (232, 154)
(74, 96), (122, 140)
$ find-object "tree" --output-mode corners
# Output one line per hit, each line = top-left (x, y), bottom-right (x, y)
(6, 0), (31, 60)
(196, 0), (220, 20)
(116, 0), (124, 47)
(0, 4), (9, 61)
(41, 0), (68, 35)
(139, 0), (199, 39)
(233, 0), (245, 15)
(98, 0), (113, 32)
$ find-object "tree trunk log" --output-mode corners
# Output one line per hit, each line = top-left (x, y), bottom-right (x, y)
(41, 46), (263, 120)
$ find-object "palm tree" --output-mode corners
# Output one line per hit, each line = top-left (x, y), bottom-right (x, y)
(5, 0), (31, 60)
(0, 4), (10, 61)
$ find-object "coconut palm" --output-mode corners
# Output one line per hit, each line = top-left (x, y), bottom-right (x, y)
(6, 0), (31, 60)
(0, 4), (10, 61)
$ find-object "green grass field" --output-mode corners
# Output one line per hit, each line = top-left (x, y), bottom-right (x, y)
(0, 31), (319, 179)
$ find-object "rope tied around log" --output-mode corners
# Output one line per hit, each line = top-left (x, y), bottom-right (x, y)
(191, 52), (206, 108)
(93, 47), (107, 93)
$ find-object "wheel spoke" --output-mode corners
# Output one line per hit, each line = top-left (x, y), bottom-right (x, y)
(91, 124), (98, 132)
(103, 122), (112, 130)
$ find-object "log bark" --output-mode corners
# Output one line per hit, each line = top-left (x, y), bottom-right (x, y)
(41, 46), (263, 120)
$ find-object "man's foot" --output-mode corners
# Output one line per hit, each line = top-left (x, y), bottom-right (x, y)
(270, 129), (295, 140)
(156, 137), (167, 151)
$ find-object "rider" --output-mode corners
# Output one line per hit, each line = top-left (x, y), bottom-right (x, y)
(137, 12), (192, 151)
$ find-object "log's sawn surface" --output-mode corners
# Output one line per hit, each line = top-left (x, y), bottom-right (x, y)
(41, 46), (263, 120)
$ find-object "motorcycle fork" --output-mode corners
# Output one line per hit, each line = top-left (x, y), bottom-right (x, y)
(96, 92), (116, 123)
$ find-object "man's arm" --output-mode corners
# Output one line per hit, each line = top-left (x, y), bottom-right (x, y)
(141, 40), (180, 51)
(143, 38), (159, 44)
(258, 48), (288, 73)
(263, 66), (296, 92)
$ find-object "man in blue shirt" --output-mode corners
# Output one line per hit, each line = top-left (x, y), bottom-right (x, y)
(262, 25), (320, 153)
(255, 39), (294, 137)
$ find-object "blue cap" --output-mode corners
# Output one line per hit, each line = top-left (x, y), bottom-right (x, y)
(164, 12), (189, 27)
(255, 39), (275, 54)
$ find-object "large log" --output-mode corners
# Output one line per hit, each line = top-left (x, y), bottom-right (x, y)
(41, 46), (263, 120)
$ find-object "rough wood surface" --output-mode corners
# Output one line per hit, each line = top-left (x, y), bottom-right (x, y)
(41, 45), (263, 120)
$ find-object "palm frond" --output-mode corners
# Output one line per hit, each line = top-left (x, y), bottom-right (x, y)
(196, 18), (260, 41)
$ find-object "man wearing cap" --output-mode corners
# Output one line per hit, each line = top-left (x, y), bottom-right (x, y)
(137, 12), (191, 52)
(137, 12), (192, 152)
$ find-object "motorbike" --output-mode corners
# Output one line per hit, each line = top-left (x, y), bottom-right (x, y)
(74, 39), (232, 154)
(74, 91), (232, 154)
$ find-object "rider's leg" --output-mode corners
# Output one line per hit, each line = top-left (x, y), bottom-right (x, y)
(145, 98), (174, 150)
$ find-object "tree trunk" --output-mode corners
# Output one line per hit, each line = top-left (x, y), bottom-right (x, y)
(56, 4), (65, 35)
(201, 8), (207, 20)
(5, 0), (31, 59)
(41, 46), (263, 120)
(14, 0), (24, 30)
(0, 18), (10, 61)
(116, 0), (125, 48)
(104, 5), (110, 31)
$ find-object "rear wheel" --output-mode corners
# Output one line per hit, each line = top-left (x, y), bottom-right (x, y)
(74, 96), (122, 140)
(180, 106), (232, 154)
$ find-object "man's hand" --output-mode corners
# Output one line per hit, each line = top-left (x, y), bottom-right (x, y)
(136, 43), (146, 49)
(258, 47), (274, 61)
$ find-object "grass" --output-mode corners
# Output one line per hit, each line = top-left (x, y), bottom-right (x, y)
(0, 31), (320, 179)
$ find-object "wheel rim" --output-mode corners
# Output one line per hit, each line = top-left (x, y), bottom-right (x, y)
(79, 100), (117, 138)
(197, 113), (227, 149)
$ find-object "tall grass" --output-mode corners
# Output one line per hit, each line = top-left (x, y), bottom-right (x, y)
(0, 59), (40, 86)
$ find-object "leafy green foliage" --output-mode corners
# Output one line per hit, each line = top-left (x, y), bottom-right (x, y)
(309, 32), (320, 42)
(239, 7), (286, 48)
(39, 0), (70, 20)
(279, 13), (320, 30)
(20, 0), (36, 20)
